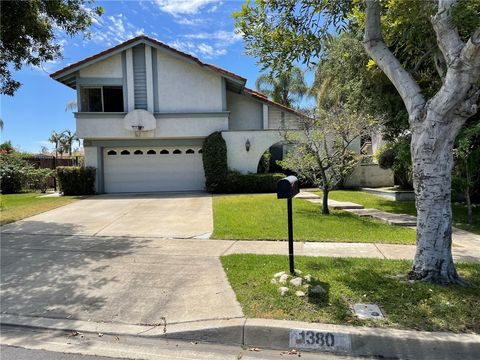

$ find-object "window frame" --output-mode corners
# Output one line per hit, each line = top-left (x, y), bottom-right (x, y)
(80, 85), (124, 112)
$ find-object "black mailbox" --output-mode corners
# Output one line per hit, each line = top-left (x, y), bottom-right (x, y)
(277, 175), (299, 199)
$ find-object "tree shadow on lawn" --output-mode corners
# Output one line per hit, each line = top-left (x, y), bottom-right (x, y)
(1, 221), (152, 325)
(302, 258), (480, 332)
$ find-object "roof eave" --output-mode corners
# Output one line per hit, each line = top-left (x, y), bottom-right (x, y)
(50, 35), (247, 89)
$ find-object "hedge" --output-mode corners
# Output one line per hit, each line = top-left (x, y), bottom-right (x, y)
(222, 172), (285, 194)
(56, 166), (96, 195)
(202, 132), (228, 192)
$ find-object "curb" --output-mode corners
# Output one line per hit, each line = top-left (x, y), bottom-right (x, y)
(2, 314), (479, 359)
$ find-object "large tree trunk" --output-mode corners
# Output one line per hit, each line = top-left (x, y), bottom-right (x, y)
(409, 115), (465, 284)
(363, 0), (480, 284)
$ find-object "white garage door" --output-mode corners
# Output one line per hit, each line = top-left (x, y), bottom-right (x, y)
(103, 146), (205, 193)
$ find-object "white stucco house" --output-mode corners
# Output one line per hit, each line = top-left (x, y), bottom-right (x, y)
(51, 35), (306, 193)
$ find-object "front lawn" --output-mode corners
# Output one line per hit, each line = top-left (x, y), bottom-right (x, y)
(0, 192), (80, 225)
(221, 254), (480, 333)
(323, 190), (480, 235)
(212, 194), (416, 244)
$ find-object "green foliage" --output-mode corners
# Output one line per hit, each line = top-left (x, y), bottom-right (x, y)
(453, 116), (480, 222)
(0, 140), (15, 154)
(278, 105), (376, 201)
(0, 154), (33, 194)
(48, 129), (77, 157)
(255, 66), (307, 107)
(233, 0), (352, 73)
(377, 148), (395, 170)
(0, 0), (103, 95)
(202, 132), (228, 192)
(56, 166), (95, 195)
(311, 32), (408, 140)
(25, 168), (55, 193)
(257, 150), (271, 173)
(235, 0), (479, 142)
(377, 138), (413, 190)
(223, 172), (284, 193)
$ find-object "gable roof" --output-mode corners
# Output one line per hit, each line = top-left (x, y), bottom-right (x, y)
(50, 35), (246, 89)
(51, 34), (306, 117)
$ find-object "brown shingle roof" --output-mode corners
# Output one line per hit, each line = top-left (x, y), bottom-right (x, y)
(243, 87), (307, 118)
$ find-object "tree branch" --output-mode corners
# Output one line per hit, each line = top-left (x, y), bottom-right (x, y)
(428, 27), (480, 120)
(431, 0), (464, 66)
(363, 0), (425, 120)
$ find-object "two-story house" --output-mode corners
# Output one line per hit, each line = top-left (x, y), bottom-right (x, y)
(51, 35), (305, 193)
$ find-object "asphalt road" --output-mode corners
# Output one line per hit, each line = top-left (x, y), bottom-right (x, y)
(1, 346), (123, 360)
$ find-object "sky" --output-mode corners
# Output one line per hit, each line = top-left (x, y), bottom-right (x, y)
(0, 0), (315, 153)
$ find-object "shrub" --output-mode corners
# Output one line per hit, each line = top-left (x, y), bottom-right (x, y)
(222, 171), (285, 193)
(257, 150), (271, 173)
(377, 138), (413, 190)
(202, 132), (228, 192)
(0, 154), (32, 193)
(56, 166), (96, 195)
(26, 168), (55, 193)
(378, 148), (395, 169)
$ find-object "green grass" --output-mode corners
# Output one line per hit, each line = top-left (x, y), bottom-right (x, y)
(221, 254), (480, 333)
(322, 190), (480, 235)
(212, 194), (416, 244)
(0, 192), (80, 225)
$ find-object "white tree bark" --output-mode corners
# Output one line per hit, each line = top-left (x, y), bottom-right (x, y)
(363, 0), (480, 284)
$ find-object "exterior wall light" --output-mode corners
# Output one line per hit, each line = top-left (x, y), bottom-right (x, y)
(245, 139), (251, 152)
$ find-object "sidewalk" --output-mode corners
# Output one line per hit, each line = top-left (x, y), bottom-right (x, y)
(299, 190), (480, 251)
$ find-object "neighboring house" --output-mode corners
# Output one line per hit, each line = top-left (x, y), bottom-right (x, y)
(51, 35), (305, 193)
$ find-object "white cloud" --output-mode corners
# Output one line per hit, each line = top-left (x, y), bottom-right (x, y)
(168, 40), (198, 57)
(197, 43), (226, 57)
(174, 16), (206, 26)
(168, 39), (230, 59)
(184, 30), (242, 46)
(154, 0), (217, 16)
(89, 14), (144, 46)
(207, 1), (222, 13)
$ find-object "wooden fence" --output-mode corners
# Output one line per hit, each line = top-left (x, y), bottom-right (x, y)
(23, 156), (81, 189)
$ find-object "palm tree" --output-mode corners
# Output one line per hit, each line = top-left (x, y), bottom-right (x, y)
(64, 99), (77, 112)
(48, 131), (63, 158)
(255, 66), (308, 108)
(61, 129), (77, 156)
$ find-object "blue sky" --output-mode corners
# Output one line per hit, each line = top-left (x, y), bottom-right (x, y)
(1, 0), (313, 153)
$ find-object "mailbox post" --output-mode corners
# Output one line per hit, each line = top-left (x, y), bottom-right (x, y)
(277, 176), (299, 274)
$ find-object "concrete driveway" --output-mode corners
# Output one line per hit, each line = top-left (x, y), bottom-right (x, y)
(1, 193), (213, 238)
(1, 193), (243, 327)
(1, 234), (243, 325)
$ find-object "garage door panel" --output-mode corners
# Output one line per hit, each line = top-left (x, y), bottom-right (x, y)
(104, 147), (205, 193)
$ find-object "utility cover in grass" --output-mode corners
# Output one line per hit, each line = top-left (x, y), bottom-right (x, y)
(353, 303), (385, 320)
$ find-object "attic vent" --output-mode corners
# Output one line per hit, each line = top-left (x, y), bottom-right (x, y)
(107, 150), (117, 155)
(121, 150), (130, 155)
(160, 149), (169, 154)
(134, 150), (143, 155)
(186, 149), (194, 154)
(173, 149), (182, 154)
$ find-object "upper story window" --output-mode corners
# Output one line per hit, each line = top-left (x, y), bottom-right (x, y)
(81, 86), (124, 112)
